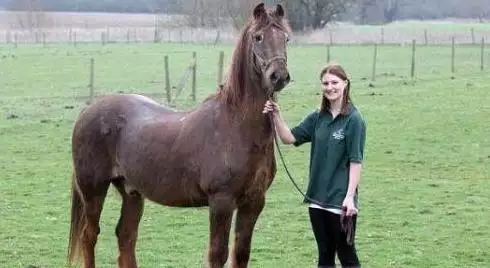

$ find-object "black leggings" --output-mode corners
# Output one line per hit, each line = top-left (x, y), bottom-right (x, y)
(308, 207), (360, 268)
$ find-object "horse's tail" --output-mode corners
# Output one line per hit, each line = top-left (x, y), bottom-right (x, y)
(67, 171), (84, 266)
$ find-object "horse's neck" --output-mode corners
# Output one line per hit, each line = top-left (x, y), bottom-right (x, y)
(218, 57), (273, 140)
(223, 91), (274, 142)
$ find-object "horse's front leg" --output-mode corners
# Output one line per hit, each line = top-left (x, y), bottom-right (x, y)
(230, 195), (265, 268)
(207, 193), (235, 268)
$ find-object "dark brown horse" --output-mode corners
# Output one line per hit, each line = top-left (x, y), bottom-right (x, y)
(67, 3), (291, 268)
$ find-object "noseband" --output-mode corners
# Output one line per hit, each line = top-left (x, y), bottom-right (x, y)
(252, 46), (287, 74)
(254, 53), (287, 71)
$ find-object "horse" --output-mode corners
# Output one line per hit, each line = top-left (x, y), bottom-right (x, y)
(67, 3), (291, 268)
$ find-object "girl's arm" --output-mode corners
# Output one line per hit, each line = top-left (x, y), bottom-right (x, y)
(343, 162), (362, 216)
(263, 100), (296, 144)
(346, 162), (362, 199)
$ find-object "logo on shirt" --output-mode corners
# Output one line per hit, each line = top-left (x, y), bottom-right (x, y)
(332, 129), (345, 140)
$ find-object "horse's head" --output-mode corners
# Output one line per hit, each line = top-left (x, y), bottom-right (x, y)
(248, 3), (291, 94)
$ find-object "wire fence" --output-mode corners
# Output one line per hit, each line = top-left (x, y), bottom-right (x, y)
(1, 41), (487, 111)
(2, 24), (490, 46)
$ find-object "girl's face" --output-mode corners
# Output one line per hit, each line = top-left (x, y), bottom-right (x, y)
(321, 73), (347, 102)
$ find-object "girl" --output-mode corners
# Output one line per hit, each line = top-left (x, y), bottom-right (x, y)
(263, 64), (366, 268)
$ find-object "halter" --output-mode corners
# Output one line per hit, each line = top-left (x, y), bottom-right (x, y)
(252, 49), (287, 95)
(254, 53), (287, 72)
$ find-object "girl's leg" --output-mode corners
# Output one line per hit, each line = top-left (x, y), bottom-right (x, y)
(308, 207), (337, 267)
(334, 214), (360, 267)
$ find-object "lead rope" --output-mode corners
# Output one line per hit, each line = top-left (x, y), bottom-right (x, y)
(267, 96), (355, 245)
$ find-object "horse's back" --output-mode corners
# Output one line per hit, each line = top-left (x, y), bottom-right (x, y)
(80, 93), (174, 119)
(71, 94), (178, 161)
(74, 93), (175, 131)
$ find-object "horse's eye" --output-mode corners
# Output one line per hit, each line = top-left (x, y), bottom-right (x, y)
(285, 33), (290, 43)
(254, 34), (264, 43)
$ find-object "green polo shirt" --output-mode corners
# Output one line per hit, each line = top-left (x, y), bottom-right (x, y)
(290, 104), (366, 210)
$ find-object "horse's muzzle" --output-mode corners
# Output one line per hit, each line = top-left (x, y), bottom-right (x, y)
(270, 70), (290, 91)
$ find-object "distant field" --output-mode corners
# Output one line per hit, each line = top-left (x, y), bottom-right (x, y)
(1, 11), (490, 44)
(0, 42), (489, 267)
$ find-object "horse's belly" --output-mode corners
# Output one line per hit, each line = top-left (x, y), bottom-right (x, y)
(122, 172), (209, 208)
(146, 192), (209, 207)
(115, 134), (209, 207)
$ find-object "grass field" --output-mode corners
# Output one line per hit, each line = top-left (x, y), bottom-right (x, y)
(1, 42), (489, 268)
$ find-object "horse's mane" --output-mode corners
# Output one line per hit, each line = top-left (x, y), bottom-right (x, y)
(211, 8), (290, 111)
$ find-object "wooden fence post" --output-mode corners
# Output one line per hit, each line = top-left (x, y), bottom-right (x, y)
(164, 56), (171, 104)
(326, 44), (331, 63)
(191, 52), (197, 102)
(217, 51), (224, 86)
(214, 30), (221, 45)
(451, 36), (455, 74)
(481, 37), (485, 71)
(88, 58), (95, 104)
(154, 20), (159, 43)
(471, 28), (475, 45)
(372, 43), (378, 81)
(411, 39), (416, 78)
(380, 27), (384, 45)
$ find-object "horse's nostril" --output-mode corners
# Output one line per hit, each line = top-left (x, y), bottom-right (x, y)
(285, 73), (291, 83)
(270, 72), (279, 84)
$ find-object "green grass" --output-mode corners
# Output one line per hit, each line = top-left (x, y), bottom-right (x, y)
(0, 42), (489, 268)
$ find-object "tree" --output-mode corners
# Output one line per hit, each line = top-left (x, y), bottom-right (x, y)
(178, 0), (262, 29)
(178, 0), (237, 28)
(280, 0), (355, 31)
(380, 0), (399, 23)
(467, 0), (490, 22)
(222, 0), (262, 29)
(356, 0), (377, 24)
(8, 0), (50, 30)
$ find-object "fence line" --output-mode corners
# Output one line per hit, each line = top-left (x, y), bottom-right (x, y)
(325, 38), (487, 82)
(81, 42), (486, 104)
(2, 26), (490, 45)
(1, 42), (487, 106)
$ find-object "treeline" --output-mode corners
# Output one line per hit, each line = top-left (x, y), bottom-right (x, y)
(2, 0), (489, 31)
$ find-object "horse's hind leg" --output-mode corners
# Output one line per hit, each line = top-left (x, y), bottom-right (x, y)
(230, 195), (265, 268)
(76, 173), (111, 268)
(113, 179), (144, 268)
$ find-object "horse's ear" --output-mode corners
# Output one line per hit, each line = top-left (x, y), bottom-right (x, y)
(275, 4), (285, 18)
(253, 3), (266, 20)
